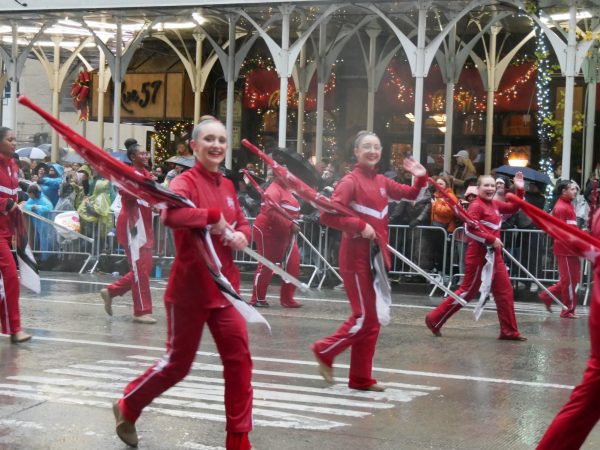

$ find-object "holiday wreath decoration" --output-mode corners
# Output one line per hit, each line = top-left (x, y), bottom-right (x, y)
(71, 70), (90, 121)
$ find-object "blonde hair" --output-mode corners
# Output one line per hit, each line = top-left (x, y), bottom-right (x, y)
(191, 115), (223, 140)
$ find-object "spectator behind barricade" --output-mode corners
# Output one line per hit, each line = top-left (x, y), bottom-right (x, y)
(451, 150), (478, 197)
(77, 178), (113, 240)
(460, 185), (479, 211)
(429, 176), (457, 274)
(573, 182), (589, 228)
(493, 176), (510, 202)
(77, 164), (93, 196)
(55, 171), (84, 212)
(23, 183), (54, 263)
(18, 156), (31, 179)
(37, 163), (63, 207)
(431, 176), (457, 233)
(153, 166), (166, 184)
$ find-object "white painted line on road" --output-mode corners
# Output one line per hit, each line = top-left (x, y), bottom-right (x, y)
(37, 276), (576, 318)
(30, 336), (575, 391)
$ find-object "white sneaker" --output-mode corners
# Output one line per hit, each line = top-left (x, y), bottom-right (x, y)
(529, 284), (539, 293)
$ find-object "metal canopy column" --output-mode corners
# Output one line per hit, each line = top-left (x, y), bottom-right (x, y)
(315, 20), (327, 162)
(470, 25), (535, 174)
(225, 14), (237, 168)
(88, 18), (154, 152)
(240, 4), (337, 152)
(365, 25), (381, 131)
(529, 4), (599, 180)
(295, 30), (307, 154)
(561, 5), (577, 179)
(582, 42), (598, 184)
(30, 33), (91, 160)
(194, 32), (204, 124)
(369, 0), (474, 165)
(484, 26), (499, 175)
(0, 22), (50, 130)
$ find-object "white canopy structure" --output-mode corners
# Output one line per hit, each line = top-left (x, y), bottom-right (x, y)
(0, 0), (598, 182)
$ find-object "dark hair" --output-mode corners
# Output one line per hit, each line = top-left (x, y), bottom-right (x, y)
(0, 127), (11, 141)
(126, 143), (141, 162)
(27, 183), (41, 198)
(124, 138), (138, 151)
(555, 179), (577, 196)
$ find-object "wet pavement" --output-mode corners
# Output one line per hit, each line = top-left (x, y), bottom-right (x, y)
(0, 271), (598, 449)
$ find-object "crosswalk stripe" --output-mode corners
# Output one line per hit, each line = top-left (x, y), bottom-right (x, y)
(3, 355), (435, 431)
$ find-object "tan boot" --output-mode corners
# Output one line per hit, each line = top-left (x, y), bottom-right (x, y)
(132, 314), (157, 324)
(100, 289), (113, 316)
(10, 331), (32, 343)
(312, 350), (334, 384)
(113, 401), (138, 447)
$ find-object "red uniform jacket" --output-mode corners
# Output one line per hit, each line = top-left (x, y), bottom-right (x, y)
(464, 190), (524, 247)
(116, 167), (154, 248)
(321, 164), (427, 272)
(253, 178), (300, 238)
(162, 163), (250, 308)
(0, 154), (19, 238)
(551, 196), (578, 257)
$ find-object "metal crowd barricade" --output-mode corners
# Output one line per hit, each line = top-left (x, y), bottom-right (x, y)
(448, 227), (591, 302)
(232, 217), (321, 287)
(387, 224), (449, 283)
(22, 209), (94, 274)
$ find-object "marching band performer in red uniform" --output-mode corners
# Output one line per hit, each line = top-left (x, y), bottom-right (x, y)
(0, 127), (30, 344)
(311, 130), (427, 391)
(425, 173), (527, 341)
(101, 143), (156, 323)
(537, 208), (600, 449)
(112, 117), (254, 450)
(538, 180), (581, 318)
(250, 175), (302, 308)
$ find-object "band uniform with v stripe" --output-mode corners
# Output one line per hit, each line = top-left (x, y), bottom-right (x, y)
(251, 178), (300, 307)
(0, 152), (22, 336)
(106, 167), (155, 316)
(425, 192), (524, 338)
(313, 164), (427, 389)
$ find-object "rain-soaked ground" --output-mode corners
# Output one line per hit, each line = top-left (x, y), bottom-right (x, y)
(0, 270), (597, 450)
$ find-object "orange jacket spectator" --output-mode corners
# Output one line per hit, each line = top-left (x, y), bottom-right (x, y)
(431, 176), (457, 232)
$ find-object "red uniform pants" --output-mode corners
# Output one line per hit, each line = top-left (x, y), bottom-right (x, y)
(118, 302), (253, 433)
(312, 270), (380, 389)
(251, 225), (299, 305)
(540, 255), (580, 315)
(0, 236), (21, 335)
(427, 247), (520, 338)
(537, 271), (600, 449)
(107, 247), (153, 316)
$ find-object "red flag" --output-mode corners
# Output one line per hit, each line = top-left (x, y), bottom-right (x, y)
(506, 192), (600, 263)
(241, 139), (392, 268)
(18, 95), (246, 303)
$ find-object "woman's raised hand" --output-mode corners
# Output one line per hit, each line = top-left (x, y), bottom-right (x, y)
(403, 157), (427, 177)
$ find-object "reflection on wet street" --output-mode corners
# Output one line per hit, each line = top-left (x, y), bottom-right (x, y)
(0, 272), (597, 449)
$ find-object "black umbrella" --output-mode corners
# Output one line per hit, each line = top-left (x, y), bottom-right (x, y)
(494, 165), (551, 185)
(270, 148), (320, 187)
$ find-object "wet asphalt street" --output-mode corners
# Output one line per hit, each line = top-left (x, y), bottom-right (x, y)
(0, 271), (598, 450)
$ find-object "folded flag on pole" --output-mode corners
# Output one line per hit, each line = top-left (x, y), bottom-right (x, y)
(506, 192), (600, 263)
(18, 95), (269, 329)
